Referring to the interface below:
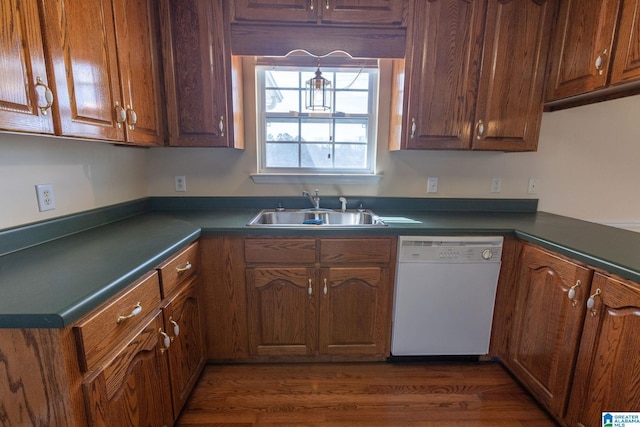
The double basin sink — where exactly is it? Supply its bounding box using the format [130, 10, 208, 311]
[247, 209, 387, 227]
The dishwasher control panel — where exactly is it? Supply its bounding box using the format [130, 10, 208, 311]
[398, 236, 503, 263]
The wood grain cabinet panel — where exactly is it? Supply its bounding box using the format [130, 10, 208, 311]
[0, 0, 55, 134]
[242, 236, 395, 361]
[160, 0, 244, 147]
[41, 0, 162, 144]
[610, 0, 640, 85]
[546, 0, 621, 101]
[507, 243, 593, 421]
[231, 0, 407, 26]
[565, 273, 640, 427]
[390, 0, 556, 152]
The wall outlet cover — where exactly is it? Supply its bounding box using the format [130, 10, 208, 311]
[35, 184, 56, 212]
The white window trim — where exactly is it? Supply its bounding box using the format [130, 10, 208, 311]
[253, 62, 380, 183]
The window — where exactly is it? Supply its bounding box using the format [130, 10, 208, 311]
[255, 59, 379, 179]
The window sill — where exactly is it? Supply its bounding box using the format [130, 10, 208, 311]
[250, 174, 383, 185]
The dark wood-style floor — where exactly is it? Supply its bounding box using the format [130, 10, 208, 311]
[176, 361, 558, 426]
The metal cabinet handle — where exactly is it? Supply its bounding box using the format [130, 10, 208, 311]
[410, 118, 416, 139]
[595, 49, 608, 75]
[117, 302, 142, 324]
[114, 102, 126, 128]
[587, 288, 602, 317]
[476, 120, 485, 140]
[219, 116, 225, 137]
[159, 328, 171, 352]
[310, 0, 314, 10]
[308, 278, 313, 296]
[169, 317, 180, 340]
[323, 278, 328, 295]
[35, 77, 54, 115]
[176, 261, 192, 273]
[325, 0, 329, 9]
[126, 105, 137, 130]
[568, 280, 581, 307]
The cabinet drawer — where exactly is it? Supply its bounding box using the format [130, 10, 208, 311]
[157, 241, 199, 298]
[245, 238, 316, 264]
[74, 271, 162, 371]
[320, 238, 392, 264]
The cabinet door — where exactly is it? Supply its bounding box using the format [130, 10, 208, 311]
[546, 0, 621, 101]
[472, 0, 557, 151]
[320, 0, 407, 26]
[160, 0, 242, 147]
[163, 276, 206, 417]
[610, 0, 640, 85]
[508, 244, 592, 420]
[43, 0, 125, 141]
[0, 0, 55, 134]
[392, 0, 485, 150]
[112, 0, 163, 145]
[566, 273, 640, 427]
[232, 0, 317, 22]
[82, 312, 173, 427]
[246, 267, 317, 356]
[319, 267, 390, 356]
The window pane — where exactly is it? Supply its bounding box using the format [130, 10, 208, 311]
[266, 89, 300, 113]
[334, 144, 367, 168]
[335, 72, 369, 90]
[266, 119, 299, 142]
[335, 91, 368, 114]
[267, 70, 299, 89]
[266, 143, 298, 167]
[301, 119, 332, 142]
[301, 144, 332, 168]
[335, 120, 368, 143]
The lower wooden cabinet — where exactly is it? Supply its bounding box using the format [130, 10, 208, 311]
[506, 243, 593, 420]
[565, 273, 640, 427]
[0, 242, 204, 427]
[82, 310, 174, 426]
[202, 235, 396, 362]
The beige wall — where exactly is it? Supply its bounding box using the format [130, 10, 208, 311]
[0, 133, 148, 230]
[3, 61, 640, 231]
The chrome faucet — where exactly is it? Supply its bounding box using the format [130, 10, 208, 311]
[303, 189, 320, 210]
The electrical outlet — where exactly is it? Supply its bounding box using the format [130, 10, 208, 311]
[35, 184, 56, 212]
[174, 176, 186, 192]
[427, 177, 438, 193]
[491, 177, 502, 193]
[528, 178, 538, 194]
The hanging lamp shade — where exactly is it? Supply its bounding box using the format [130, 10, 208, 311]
[305, 67, 331, 111]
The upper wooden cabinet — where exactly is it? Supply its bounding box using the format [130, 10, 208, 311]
[0, 0, 55, 134]
[41, 0, 163, 145]
[546, 0, 622, 102]
[159, 0, 245, 147]
[545, 0, 640, 109]
[231, 0, 408, 26]
[390, 0, 557, 152]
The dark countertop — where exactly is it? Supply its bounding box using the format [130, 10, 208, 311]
[1, 197, 639, 328]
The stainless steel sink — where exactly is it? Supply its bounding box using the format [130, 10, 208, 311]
[247, 209, 387, 227]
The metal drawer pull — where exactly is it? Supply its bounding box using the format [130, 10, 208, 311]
[476, 119, 485, 140]
[126, 105, 137, 130]
[587, 288, 602, 317]
[170, 318, 180, 340]
[310, 0, 314, 10]
[116, 302, 142, 324]
[219, 116, 225, 137]
[159, 329, 171, 352]
[568, 280, 581, 307]
[308, 278, 313, 296]
[410, 118, 416, 139]
[176, 261, 192, 273]
[35, 77, 54, 115]
[114, 102, 126, 128]
[325, 0, 329, 9]
[595, 49, 608, 75]
[323, 278, 328, 295]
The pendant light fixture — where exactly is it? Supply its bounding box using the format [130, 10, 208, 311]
[305, 64, 332, 111]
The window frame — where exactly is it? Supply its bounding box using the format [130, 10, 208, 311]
[255, 60, 379, 177]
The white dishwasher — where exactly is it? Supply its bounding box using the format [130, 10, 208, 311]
[391, 236, 503, 356]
